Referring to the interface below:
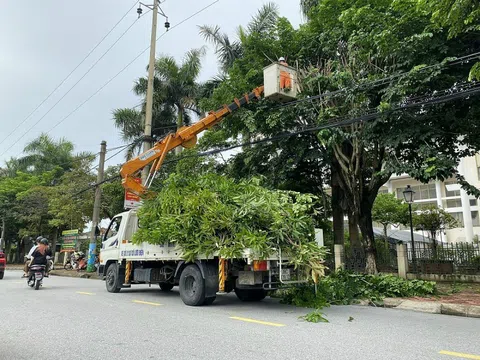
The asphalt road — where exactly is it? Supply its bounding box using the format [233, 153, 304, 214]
[1, 270, 479, 360]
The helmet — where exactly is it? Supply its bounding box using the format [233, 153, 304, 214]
[278, 57, 286, 62]
[36, 236, 43, 242]
[40, 238, 49, 245]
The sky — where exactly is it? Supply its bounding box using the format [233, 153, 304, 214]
[0, 0, 302, 168]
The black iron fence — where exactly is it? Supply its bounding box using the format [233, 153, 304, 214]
[407, 242, 480, 275]
[344, 241, 398, 273]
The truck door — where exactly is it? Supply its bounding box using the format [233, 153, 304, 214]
[100, 215, 123, 265]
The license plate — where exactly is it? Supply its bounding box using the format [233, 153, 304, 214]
[35, 273, 43, 280]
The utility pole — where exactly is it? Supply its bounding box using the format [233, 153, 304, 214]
[87, 140, 106, 272]
[141, 0, 159, 184]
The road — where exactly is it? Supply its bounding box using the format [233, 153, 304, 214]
[0, 270, 479, 360]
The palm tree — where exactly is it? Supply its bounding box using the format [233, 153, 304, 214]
[199, 2, 279, 72]
[300, 0, 319, 18]
[17, 134, 89, 174]
[114, 48, 205, 157]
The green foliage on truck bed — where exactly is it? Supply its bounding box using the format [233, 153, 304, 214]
[133, 172, 327, 280]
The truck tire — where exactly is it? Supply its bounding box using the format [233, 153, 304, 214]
[234, 288, 266, 302]
[159, 282, 174, 291]
[106, 263, 121, 293]
[179, 264, 205, 306]
[0, 271, 4, 280]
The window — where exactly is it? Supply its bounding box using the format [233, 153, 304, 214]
[445, 180, 461, 197]
[105, 216, 122, 240]
[445, 199, 462, 208]
[470, 199, 477, 207]
[450, 212, 464, 227]
[396, 183, 437, 201]
[472, 211, 480, 227]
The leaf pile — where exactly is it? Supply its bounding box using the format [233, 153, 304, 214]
[134, 173, 327, 279]
[281, 270, 437, 307]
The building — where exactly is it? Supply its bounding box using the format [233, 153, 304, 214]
[380, 154, 480, 243]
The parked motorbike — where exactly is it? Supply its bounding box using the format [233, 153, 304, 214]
[27, 264, 46, 290]
[64, 251, 86, 270]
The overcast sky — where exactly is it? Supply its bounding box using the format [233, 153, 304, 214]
[0, 0, 302, 168]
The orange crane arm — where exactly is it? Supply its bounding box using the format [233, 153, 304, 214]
[120, 86, 264, 197]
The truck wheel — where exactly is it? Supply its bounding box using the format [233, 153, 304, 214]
[234, 288, 266, 302]
[179, 264, 205, 306]
[106, 263, 121, 293]
[159, 282, 174, 291]
[0, 271, 4, 280]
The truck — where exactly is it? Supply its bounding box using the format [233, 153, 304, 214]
[99, 63, 306, 306]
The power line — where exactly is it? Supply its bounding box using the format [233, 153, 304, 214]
[272, 51, 480, 110]
[2, 9, 146, 159]
[0, 0, 139, 150]
[72, 81, 480, 197]
[4, 0, 221, 161]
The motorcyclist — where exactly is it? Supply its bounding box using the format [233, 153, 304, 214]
[29, 239, 52, 274]
[23, 236, 43, 278]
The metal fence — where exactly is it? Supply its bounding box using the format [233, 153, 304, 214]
[407, 242, 480, 275]
[344, 241, 398, 273]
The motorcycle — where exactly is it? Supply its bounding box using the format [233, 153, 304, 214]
[27, 264, 46, 290]
[64, 251, 86, 270]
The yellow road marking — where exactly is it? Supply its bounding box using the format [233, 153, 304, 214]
[76, 291, 95, 295]
[132, 300, 162, 306]
[229, 316, 286, 327]
[439, 350, 480, 359]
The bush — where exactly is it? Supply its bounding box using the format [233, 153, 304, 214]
[280, 270, 437, 308]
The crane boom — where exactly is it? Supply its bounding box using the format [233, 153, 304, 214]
[120, 86, 264, 197]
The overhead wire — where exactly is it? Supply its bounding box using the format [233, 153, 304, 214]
[271, 51, 480, 110]
[2, 14, 144, 157]
[4, 0, 221, 162]
[71, 81, 480, 197]
[0, 0, 140, 150]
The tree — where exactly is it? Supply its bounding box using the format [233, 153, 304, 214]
[114, 48, 206, 157]
[196, 0, 480, 274]
[17, 133, 90, 174]
[372, 193, 409, 242]
[413, 205, 458, 250]
[199, 2, 279, 73]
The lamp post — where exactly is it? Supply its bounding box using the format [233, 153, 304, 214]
[403, 185, 417, 273]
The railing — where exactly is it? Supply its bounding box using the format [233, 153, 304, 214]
[407, 242, 480, 275]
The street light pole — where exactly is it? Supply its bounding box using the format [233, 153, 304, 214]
[403, 185, 417, 274]
[408, 202, 417, 273]
[142, 0, 159, 184]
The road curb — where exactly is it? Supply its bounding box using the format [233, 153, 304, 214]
[384, 297, 480, 318]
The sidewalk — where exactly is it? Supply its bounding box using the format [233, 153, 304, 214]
[7, 264, 100, 280]
[384, 283, 480, 318]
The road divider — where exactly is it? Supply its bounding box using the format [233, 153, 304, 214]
[229, 316, 286, 327]
[439, 350, 480, 359]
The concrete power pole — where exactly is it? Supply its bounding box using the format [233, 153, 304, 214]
[87, 140, 106, 272]
[141, 0, 159, 184]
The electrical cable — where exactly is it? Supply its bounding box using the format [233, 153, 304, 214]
[4, 0, 221, 161]
[72, 81, 480, 197]
[0, 0, 139, 149]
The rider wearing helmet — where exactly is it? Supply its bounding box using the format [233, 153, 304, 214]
[23, 236, 43, 277]
[30, 238, 52, 275]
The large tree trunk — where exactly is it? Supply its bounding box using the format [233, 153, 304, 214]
[348, 211, 361, 248]
[331, 171, 344, 246]
[358, 201, 378, 274]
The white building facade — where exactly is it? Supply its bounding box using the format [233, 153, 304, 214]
[380, 154, 480, 243]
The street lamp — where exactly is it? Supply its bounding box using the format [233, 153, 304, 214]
[403, 185, 417, 273]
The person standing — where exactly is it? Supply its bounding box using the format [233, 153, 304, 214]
[278, 57, 292, 91]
